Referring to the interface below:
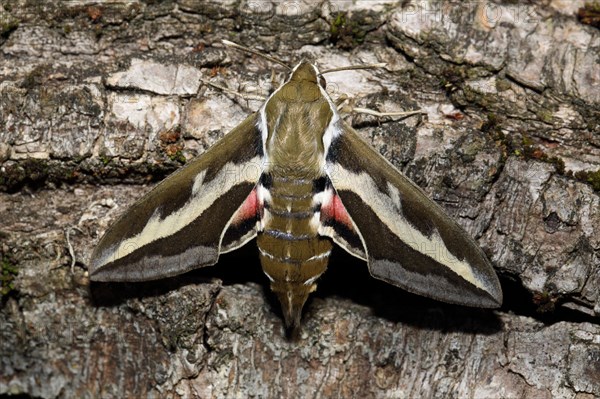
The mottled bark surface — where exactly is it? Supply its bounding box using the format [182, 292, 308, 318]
[1, 0, 599, 398]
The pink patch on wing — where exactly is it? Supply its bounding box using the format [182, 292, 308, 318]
[232, 189, 259, 225]
[321, 193, 353, 230]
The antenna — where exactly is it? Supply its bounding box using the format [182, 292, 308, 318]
[222, 40, 292, 70]
[320, 63, 387, 75]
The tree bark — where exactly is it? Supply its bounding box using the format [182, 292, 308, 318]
[1, 0, 599, 397]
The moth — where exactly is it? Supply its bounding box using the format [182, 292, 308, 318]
[89, 49, 502, 333]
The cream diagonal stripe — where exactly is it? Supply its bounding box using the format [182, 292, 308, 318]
[95, 157, 262, 268]
[326, 164, 487, 291]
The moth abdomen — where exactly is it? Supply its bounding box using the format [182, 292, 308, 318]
[262, 203, 313, 219]
[256, 175, 333, 329]
[257, 175, 331, 266]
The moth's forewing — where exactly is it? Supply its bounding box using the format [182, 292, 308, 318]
[323, 122, 502, 308]
[90, 114, 263, 282]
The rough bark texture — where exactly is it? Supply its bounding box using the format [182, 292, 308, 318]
[1, 0, 599, 397]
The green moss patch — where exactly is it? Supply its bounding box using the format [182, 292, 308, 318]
[330, 12, 367, 49]
[572, 169, 600, 191]
[1, 254, 18, 302]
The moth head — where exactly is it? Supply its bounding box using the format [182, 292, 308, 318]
[272, 61, 329, 104]
[287, 61, 327, 89]
[288, 61, 320, 83]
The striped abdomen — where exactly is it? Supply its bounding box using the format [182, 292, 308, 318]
[256, 174, 333, 329]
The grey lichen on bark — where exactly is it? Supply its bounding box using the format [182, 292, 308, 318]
[1, 0, 599, 398]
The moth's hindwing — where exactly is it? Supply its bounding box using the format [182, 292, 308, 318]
[89, 114, 263, 282]
[323, 122, 502, 308]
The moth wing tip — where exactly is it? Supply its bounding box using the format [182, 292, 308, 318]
[475, 283, 503, 308]
[489, 289, 503, 308]
[479, 269, 503, 308]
